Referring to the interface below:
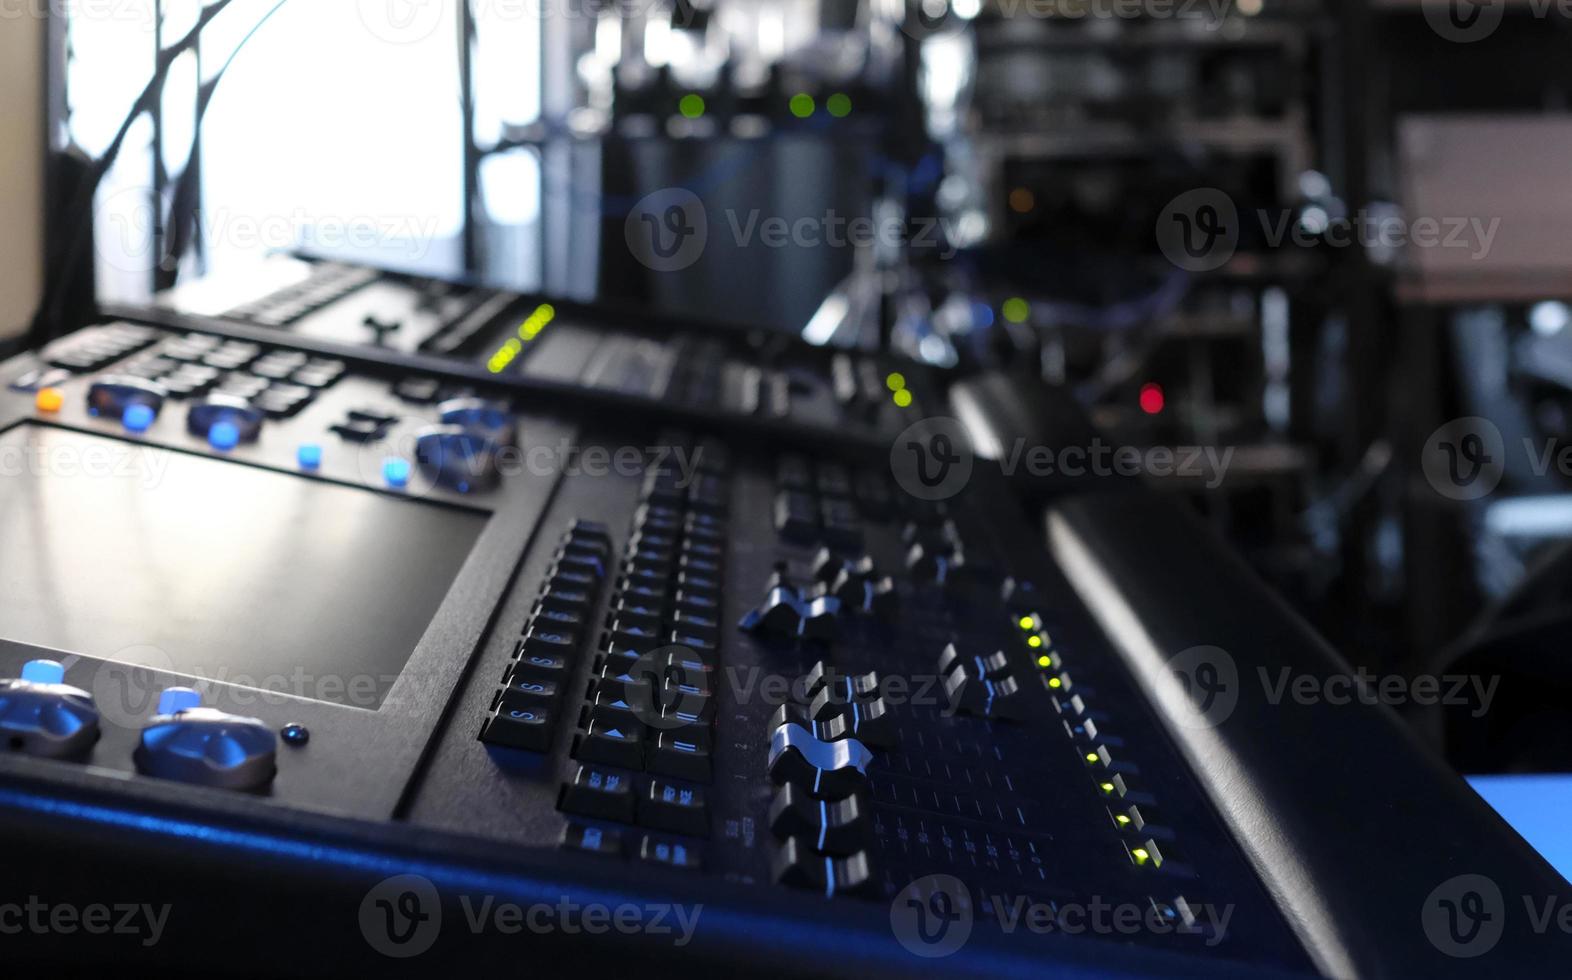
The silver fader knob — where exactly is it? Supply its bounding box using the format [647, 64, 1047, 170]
[0, 659, 101, 759]
[134, 687, 277, 791]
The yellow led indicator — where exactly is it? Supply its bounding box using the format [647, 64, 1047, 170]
[1047, 676, 1062, 689]
[1131, 848, 1151, 865]
[1085, 752, 1099, 764]
[1018, 615, 1035, 630]
[1115, 814, 1132, 827]
[490, 304, 557, 373]
[34, 387, 63, 413]
[893, 389, 914, 408]
[1036, 655, 1052, 668]
[1099, 782, 1116, 795]
[1027, 635, 1043, 649]
[886, 372, 907, 392]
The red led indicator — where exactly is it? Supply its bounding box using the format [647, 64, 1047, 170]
[1139, 382, 1166, 415]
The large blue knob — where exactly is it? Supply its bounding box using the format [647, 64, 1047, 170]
[187, 394, 265, 446]
[0, 661, 100, 759]
[88, 375, 166, 419]
[437, 397, 516, 447]
[414, 425, 500, 492]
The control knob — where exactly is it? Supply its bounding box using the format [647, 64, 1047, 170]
[134, 688, 277, 791]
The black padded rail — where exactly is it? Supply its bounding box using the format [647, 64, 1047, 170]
[1046, 489, 1572, 978]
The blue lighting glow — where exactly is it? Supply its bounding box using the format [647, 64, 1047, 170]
[122, 403, 156, 433]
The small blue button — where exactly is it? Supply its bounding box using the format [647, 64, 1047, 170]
[297, 443, 323, 470]
[281, 723, 310, 746]
[122, 403, 156, 433]
[156, 687, 202, 715]
[383, 457, 411, 488]
[208, 421, 241, 451]
[20, 659, 65, 685]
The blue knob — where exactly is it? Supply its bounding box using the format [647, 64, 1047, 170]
[122, 403, 156, 433]
[156, 687, 202, 715]
[297, 443, 323, 470]
[208, 421, 241, 452]
[383, 457, 411, 488]
[20, 659, 65, 685]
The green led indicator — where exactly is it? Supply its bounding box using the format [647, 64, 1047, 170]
[679, 94, 705, 119]
[827, 93, 852, 118]
[1002, 297, 1030, 324]
[789, 93, 815, 118]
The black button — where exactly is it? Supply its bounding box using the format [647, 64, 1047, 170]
[539, 586, 592, 612]
[641, 780, 709, 837]
[331, 419, 387, 443]
[560, 765, 636, 823]
[648, 730, 712, 782]
[569, 519, 611, 543]
[481, 706, 552, 752]
[509, 651, 569, 681]
[562, 822, 623, 857]
[500, 677, 558, 713]
[534, 606, 585, 631]
[639, 835, 702, 870]
[522, 628, 578, 658]
[574, 718, 646, 770]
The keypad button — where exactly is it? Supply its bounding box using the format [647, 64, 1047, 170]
[481, 706, 552, 752]
[509, 651, 569, 682]
[639, 835, 703, 870]
[648, 730, 712, 782]
[522, 628, 578, 658]
[574, 719, 646, 770]
[641, 781, 709, 837]
[500, 677, 558, 713]
[560, 765, 636, 823]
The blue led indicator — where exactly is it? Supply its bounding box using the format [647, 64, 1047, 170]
[208, 421, 241, 452]
[383, 457, 411, 488]
[297, 443, 323, 470]
[122, 403, 155, 433]
[20, 659, 65, 685]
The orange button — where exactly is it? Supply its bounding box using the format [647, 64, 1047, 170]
[35, 388, 64, 413]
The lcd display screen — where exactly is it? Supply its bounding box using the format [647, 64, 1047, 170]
[0, 424, 486, 709]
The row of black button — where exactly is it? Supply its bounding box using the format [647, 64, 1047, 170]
[479, 520, 613, 753]
[562, 820, 702, 871]
[41, 322, 156, 373]
[222, 262, 378, 327]
[556, 439, 732, 862]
